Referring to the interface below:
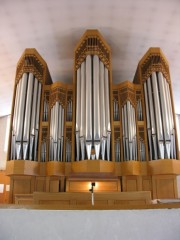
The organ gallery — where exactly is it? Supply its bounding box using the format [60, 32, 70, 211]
[6, 30, 180, 205]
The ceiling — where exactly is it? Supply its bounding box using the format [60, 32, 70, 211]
[0, 0, 180, 116]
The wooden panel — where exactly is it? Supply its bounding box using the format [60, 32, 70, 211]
[46, 162, 65, 176]
[10, 176, 34, 203]
[148, 159, 180, 175]
[121, 161, 141, 175]
[152, 175, 178, 199]
[6, 160, 39, 176]
[122, 176, 141, 192]
[127, 180, 138, 192]
[49, 179, 60, 193]
[142, 176, 152, 192]
[15, 194, 33, 204]
[35, 177, 46, 192]
[71, 160, 114, 173]
[13, 178, 31, 194]
[33, 191, 152, 206]
[0, 171, 10, 204]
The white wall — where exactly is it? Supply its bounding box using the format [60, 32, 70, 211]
[0, 209, 180, 240]
[0, 115, 10, 170]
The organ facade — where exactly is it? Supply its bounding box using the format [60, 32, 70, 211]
[6, 30, 180, 204]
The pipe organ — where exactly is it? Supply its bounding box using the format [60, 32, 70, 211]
[6, 30, 180, 204]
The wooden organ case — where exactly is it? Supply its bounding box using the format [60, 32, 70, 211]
[6, 30, 180, 205]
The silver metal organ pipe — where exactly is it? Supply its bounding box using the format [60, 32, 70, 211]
[33, 82, 42, 161]
[80, 61, 86, 138]
[123, 104, 129, 160]
[165, 80, 176, 159]
[99, 60, 106, 160]
[66, 139, 71, 162]
[158, 72, 171, 158]
[104, 68, 111, 132]
[53, 101, 59, 160]
[67, 100, 72, 121]
[41, 140, 46, 162]
[122, 108, 126, 161]
[164, 79, 173, 157]
[53, 102, 59, 143]
[115, 139, 120, 162]
[147, 77, 158, 160]
[164, 80, 172, 134]
[104, 67, 111, 160]
[127, 101, 133, 160]
[76, 67, 81, 161]
[51, 105, 56, 160]
[52, 104, 56, 160]
[16, 73, 28, 159]
[22, 73, 34, 160]
[93, 55, 101, 160]
[85, 55, 92, 160]
[57, 104, 62, 161]
[144, 82, 152, 160]
[79, 61, 86, 160]
[43, 95, 48, 121]
[166, 81, 174, 132]
[49, 107, 53, 160]
[151, 72, 164, 159]
[115, 101, 118, 120]
[61, 108, 64, 161]
[29, 78, 38, 160]
[137, 99, 143, 121]
[11, 80, 21, 159]
[131, 105, 137, 160]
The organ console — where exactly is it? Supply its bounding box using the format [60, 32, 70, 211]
[6, 30, 180, 204]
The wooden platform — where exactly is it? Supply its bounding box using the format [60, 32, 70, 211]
[14, 191, 152, 207]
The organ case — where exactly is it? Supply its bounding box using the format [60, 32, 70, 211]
[6, 31, 180, 203]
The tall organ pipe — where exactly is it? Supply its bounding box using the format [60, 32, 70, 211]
[16, 73, 28, 159]
[76, 68, 81, 161]
[23, 73, 34, 160]
[80, 61, 86, 160]
[124, 104, 129, 160]
[127, 101, 133, 160]
[147, 77, 158, 160]
[122, 108, 126, 160]
[57, 104, 62, 161]
[49, 107, 54, 160]
[33, 82, 42, 161]
[53, 101, 59, 160]
[99, 61, 106, 160]
[104, 67, 111, 161]
[93, 55, 101, 160]
[11, 80, 21, 159]
[144, 82, 153, 160]
[60, 108, 64, 161]
[85, 55, 92, 160]
[29, 78, 38, 160]
[165, 80, 176, 158]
